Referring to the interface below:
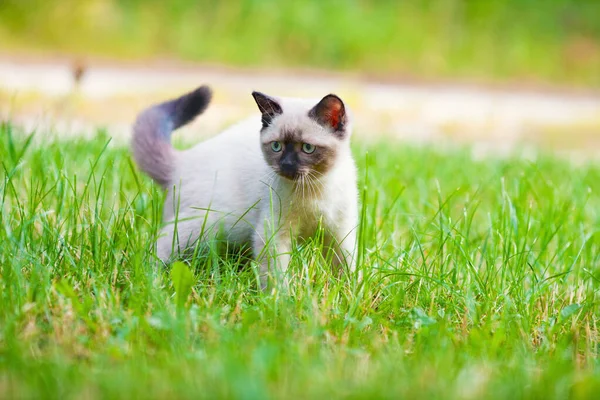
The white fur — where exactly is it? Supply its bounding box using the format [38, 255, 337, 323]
[157, 96, 358, 289]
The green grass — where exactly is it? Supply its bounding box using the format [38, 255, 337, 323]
[1, 121, 599, 399]
[1, 0, 600, 86]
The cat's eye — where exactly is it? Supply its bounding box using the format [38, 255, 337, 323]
[302, 143, 316, 154]
[271, 141, 282, 152]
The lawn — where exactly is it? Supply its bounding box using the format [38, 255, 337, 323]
[1, 0, 600, 86]
[1, 122, 599, 399]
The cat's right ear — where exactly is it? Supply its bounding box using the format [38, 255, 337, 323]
[308, 94, 347, 136]
[252, 91, 283, 129]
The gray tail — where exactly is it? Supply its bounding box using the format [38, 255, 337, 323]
[131, 85, 212, 188]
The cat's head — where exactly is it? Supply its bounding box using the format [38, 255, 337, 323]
[252, 91, 351, 181]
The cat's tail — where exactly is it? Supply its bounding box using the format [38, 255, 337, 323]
[131, 85, 212, 188]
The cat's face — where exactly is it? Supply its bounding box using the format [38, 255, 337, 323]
[252, 92, 350, 181]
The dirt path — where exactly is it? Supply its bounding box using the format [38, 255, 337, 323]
[2, 58, 600, 155]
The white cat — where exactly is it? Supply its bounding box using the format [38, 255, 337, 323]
[131, 86, 358, 289]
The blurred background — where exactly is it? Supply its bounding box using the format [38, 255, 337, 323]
[1, 0, 600, 154]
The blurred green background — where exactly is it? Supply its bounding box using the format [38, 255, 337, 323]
[1, 0, 599, 86]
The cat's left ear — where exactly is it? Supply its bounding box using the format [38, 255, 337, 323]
[309, 94, 347, 135]
[252, 91, 283, 129]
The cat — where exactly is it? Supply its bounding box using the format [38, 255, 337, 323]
[131, 85, 359, 290]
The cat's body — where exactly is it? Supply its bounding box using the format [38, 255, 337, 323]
[132, 86, 358, 289]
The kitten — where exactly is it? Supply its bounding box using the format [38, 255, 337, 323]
[132, 86, 359, 289]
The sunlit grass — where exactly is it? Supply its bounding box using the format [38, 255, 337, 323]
[1, 122, 599, 399]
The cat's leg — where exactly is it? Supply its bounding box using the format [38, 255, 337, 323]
[252, 227, 291, 291]
[325, 228, 356, 271]
[156, 214, 210, 263]
[324, 214, 360, 281]
[156, 226, 175, 262]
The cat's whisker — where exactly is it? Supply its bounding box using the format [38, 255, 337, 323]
[301, 174, 314, 202]
[310, 176, 322, 198]
[259, 170, 279, 190]
[306, 172, 323, 197]
[307, 170, 326, 189]
[301, 175, 307, 203]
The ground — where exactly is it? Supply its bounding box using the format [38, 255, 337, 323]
[1, 122, 599, 399]
[2, 58, 600, 158]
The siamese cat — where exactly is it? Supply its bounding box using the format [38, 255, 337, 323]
[132, 85, 358, 289]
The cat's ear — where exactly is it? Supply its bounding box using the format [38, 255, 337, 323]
[252, 91, 283, 129]
[309, 94, 347, 134]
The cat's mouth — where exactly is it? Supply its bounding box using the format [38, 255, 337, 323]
[275, 166, 308, 181]
[277, 169, 301, 181]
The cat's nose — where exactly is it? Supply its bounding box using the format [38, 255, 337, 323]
[279, 160, 297, 179]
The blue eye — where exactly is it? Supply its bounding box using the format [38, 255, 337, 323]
[302, 143, 316, 154]
[271, 141, 282, 152]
